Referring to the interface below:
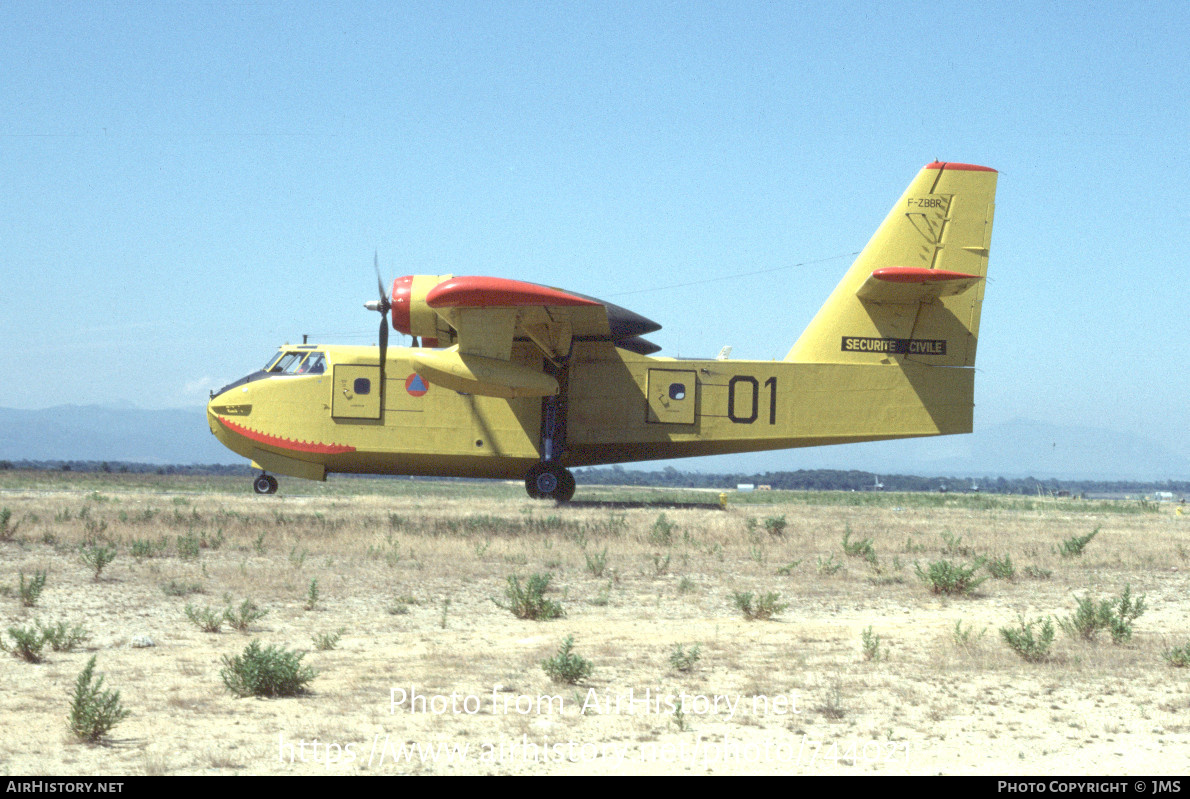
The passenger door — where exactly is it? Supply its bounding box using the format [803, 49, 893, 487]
[646, 369, 697, 424]
[331, 365, 381, 420]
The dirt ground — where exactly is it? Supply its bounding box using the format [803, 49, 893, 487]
[1, 474, 1188, 775]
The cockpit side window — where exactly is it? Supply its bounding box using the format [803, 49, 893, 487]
[269, 352, 303, 373]
[265, 351, 326, 375]
[296, 353, 325, 375]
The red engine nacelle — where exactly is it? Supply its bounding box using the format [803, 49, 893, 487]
[389, 274, 455, 347]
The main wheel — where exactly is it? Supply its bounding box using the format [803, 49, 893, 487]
[524, 463, 574, 502]
[556, 469, 576, 503]
[253, 474, 278, 495]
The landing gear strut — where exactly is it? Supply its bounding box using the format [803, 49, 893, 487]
[253, 473, 278, 495]
[524, 356, 576, 502]
[525, 462, 575, 502]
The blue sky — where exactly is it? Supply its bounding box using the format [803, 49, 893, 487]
[3, 2, 1188, 468]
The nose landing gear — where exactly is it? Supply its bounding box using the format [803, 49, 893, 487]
[253, 473, 279, 495]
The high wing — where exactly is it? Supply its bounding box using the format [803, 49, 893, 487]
[405, 276, 661, 398]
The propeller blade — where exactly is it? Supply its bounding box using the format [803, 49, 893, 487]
[370, 251, 392, 406]
[379, 313, 389, 364]
[374, 251, 390, 312]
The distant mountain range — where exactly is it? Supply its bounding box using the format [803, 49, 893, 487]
[0, 405, 233, 465]
[0, 405, 1186, 480]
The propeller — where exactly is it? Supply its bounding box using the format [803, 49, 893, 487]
[365, 251, 392, 397]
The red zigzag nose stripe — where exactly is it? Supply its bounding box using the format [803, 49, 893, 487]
[216, 417, 356, 454]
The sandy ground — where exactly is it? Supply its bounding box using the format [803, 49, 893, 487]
[0, 476, 1187, 775]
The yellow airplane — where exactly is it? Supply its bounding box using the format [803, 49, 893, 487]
[207, 161, 997, 501]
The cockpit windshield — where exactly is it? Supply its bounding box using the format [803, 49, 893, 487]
[263, 351, 326, 375]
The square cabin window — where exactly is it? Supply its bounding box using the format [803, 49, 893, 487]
[353, 378, 371, 395]
[669, 383, 686, 401]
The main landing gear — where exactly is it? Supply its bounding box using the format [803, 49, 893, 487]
[524, 462, 576, 503]
[253, 473, 278, 495]
[525, 357, 576, 502]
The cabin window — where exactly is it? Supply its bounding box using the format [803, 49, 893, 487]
[265, 351, 326, 375]
[353, 378, 371, 395]
[669, 383, 686, 401]
[267, 352, 302, 373]
[295, 353, 325, 375]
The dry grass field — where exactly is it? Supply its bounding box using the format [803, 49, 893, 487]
[1, 470, 1188, 775]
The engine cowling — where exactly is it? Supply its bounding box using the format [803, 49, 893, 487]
[390, 274, 455, 347]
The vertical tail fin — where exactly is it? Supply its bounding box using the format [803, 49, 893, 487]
[786, 162, 997, 367]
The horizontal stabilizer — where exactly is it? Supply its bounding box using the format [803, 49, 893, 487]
[857, 267, 982, 304]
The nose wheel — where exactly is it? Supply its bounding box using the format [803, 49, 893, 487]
[253, 473, 279, 495]
[525, 463, 575, 502]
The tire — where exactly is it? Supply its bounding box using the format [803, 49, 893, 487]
[556, 469, 576, 503]
[524, 463, 574, 503]
[253, 475, 272, 494]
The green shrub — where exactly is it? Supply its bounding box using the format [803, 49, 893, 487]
[38, 621, 89, 652]
[1106, 585, 1146, 644]
[988, 554, 1016, 580]
[731, 590, 788, 621]
[841, 529, 875, 562]
[1058, 585, 1146, 644]
[2, 624, 47, 662]
[495, 573, 564, 620]
[68, 656, 129, 742]
[18, 570, 47, 607]
[80, 544, 117, 580]
[763, 516, 787, 537]
[940, 531, 973, 556]
[669, 644, 701, 673]
[540, 636, 592, 684]
[861, 626, 883, 661]
[176, 532, 201, 560]
[0, 507, 20, 542]
[225, 599, 268, 632]
[1000, 615, 1055, 663]
[584, 547, 608, 577]
[816, 554, 842, 575]
[952, 620, 988, 648]
[651, 552, 671, 576]
[303, 579, 319, 611]
[312, 628, 345, 651]
[914, 558, 987, 596]
[650, 514, 676, 546]
[1057, 527, 1099, 558]
[185, 604, 225, 633]
[161, 580, 204, 597]
[221, 640, 317, 698]
[130, 538, 168, 560]
[1163, 641, 1190, 668]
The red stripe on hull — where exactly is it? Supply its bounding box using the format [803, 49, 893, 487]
[217, 417, 356, 455]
